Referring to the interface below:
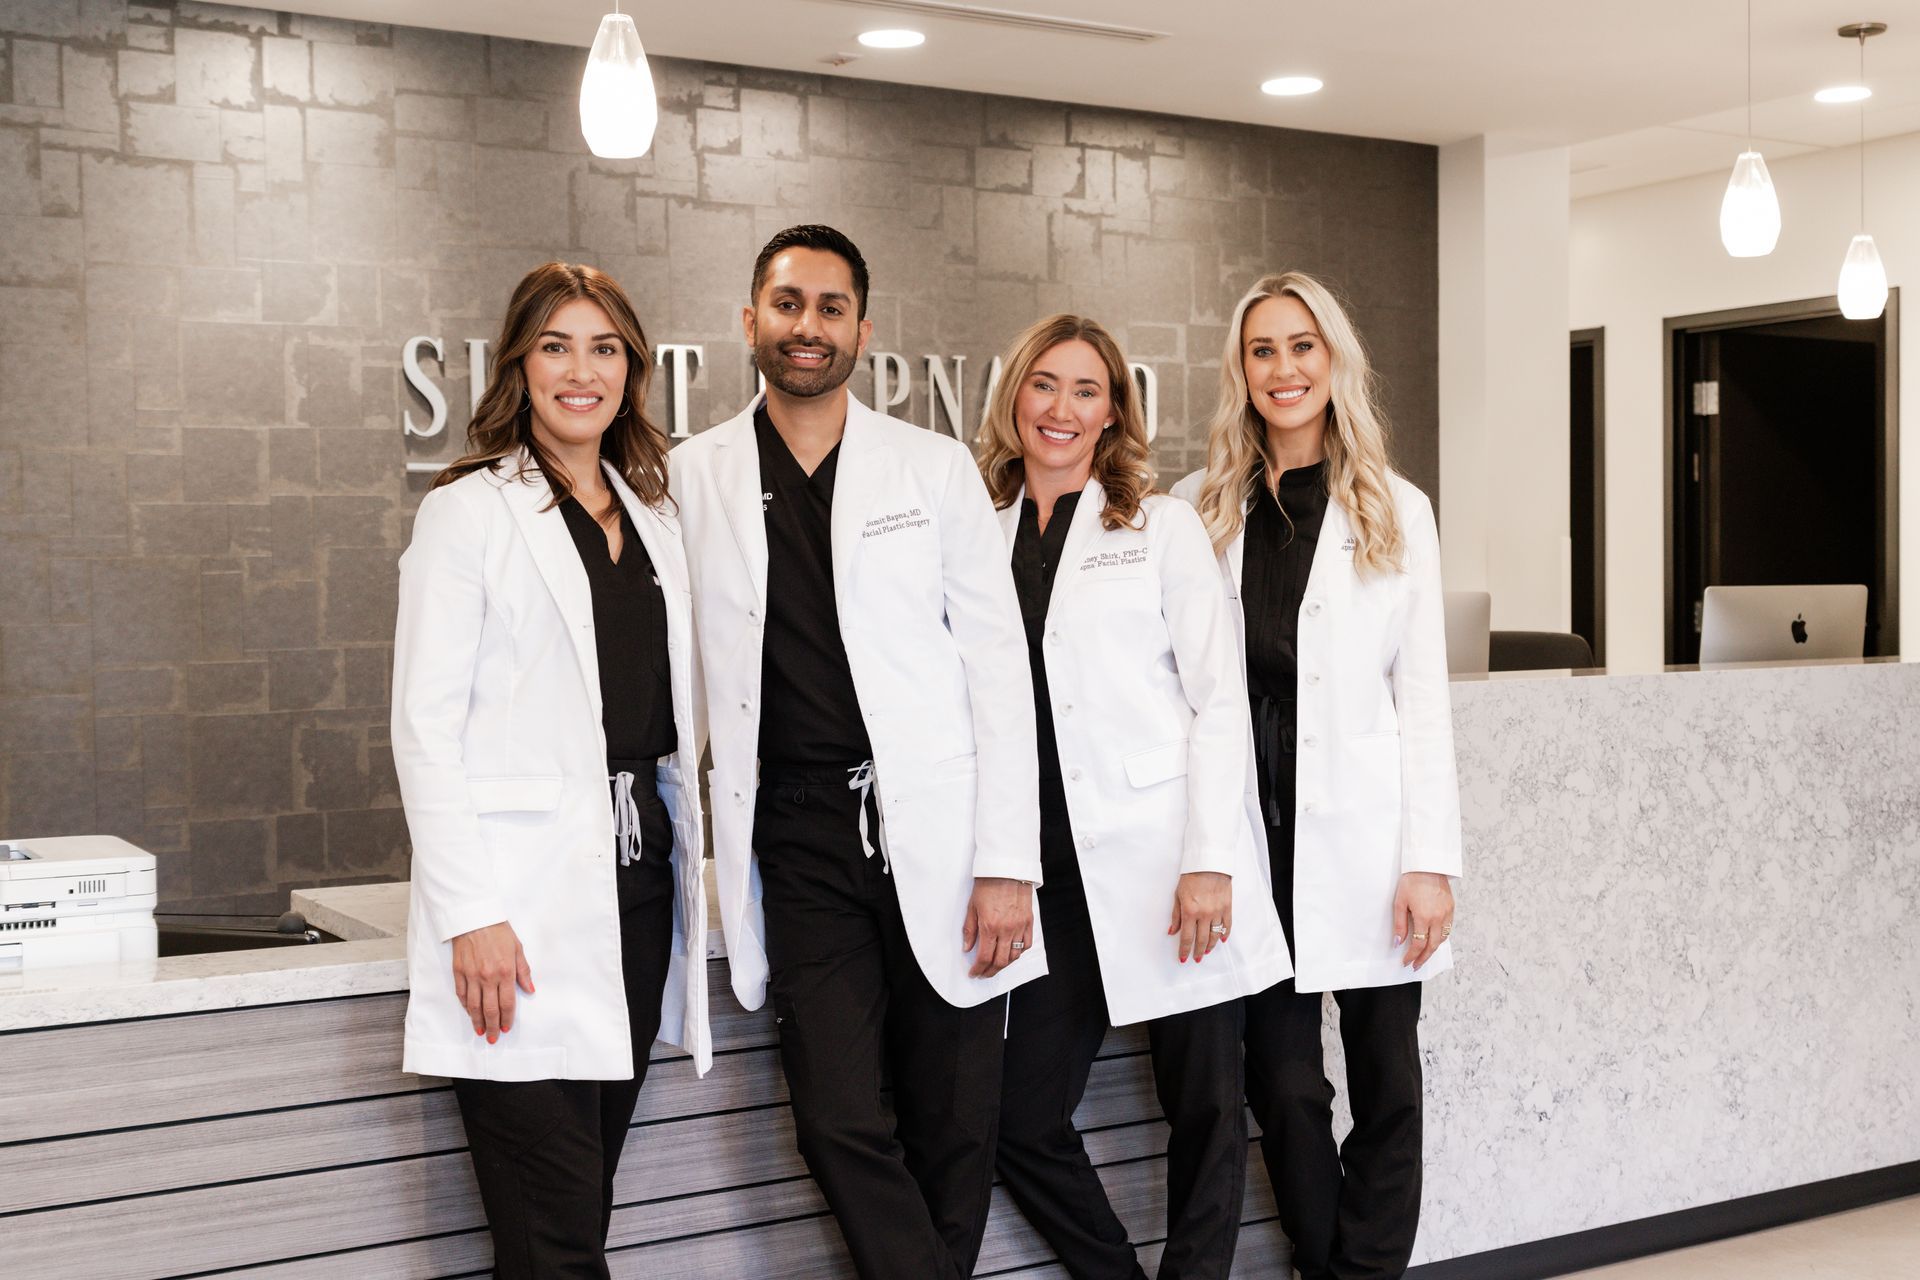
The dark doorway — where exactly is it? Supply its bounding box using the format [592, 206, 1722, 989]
[1665, 294, 1899, 664]
[1570, 329, 1605, 664]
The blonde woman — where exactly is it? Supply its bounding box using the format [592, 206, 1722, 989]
[982, 314, 1291, 1280]
[1171, 274, 1461, 1280]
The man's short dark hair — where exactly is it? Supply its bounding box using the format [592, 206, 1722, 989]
[750, 224, 870, 320]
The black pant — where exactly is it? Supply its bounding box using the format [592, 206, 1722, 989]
[999, 876, 1247, 1280]
[452, 786, 675, 1280]
[1244, 795, 1424, 1280]
[755, 765, 1007, 1280]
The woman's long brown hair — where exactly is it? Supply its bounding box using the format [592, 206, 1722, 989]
[430, 261, 669, 516]
[976, 314, 1153, 531]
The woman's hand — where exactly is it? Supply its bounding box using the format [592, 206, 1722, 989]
[1393, 872, 1454, 970]
[964, 877, 1035, 978]
[1168, 871, 1233, 963]
[452, 921, 535, 1044]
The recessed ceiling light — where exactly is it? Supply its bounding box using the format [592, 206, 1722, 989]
[858, 29, 925, 49]
[1814, 84, 1872, 103]
[1261, 76, 1323, 97]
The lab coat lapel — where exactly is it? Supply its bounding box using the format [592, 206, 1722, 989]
[1301, 492, 1355, 613]
[828, 396, 886, 596]
[494, 452, 601, 717]
[1048, 478, 1108, 610]
[711, 400, 770, 608]
[1226, 496, 1250, 597]
[604, 462, 684, 595]
[995, 486, 1022, 548]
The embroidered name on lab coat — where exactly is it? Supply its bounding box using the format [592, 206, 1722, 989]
[862, 508, 928, 538]
[1079, 547, 1149, 571]
[1341, 535, 1358, 553]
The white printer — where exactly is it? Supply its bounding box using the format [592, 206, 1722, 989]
[0, 835, 159, 973]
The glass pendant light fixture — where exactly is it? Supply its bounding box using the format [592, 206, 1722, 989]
[1835, 22, 1888, 320]
[1720, 0, 1781, 257]
[580, 2, 659, 159]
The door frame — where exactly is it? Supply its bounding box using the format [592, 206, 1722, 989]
[1570, 327, 1606, 665]
[1662, 291, 1899, 663]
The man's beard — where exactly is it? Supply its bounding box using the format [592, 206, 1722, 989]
[755, 335, 858, 399]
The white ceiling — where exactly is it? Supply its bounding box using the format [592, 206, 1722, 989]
[273, 0, 1920, 197]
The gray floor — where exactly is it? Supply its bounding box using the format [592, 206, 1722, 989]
[1560, 1195, 1920, 1278]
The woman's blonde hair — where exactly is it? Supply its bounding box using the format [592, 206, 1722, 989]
[1193, 273, 1404, 574]
[977, 314, 1153, 531]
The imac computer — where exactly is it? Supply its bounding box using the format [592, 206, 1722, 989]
[1697, 584, 1868, 664]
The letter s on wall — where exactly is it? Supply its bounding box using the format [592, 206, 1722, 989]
[403, 336, 448, 438]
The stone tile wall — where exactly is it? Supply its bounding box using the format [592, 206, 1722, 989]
[0, 1, 1437, 907]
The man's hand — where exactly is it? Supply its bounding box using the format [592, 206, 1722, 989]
[962, 877, 1035, 978]
[451, 921, 535, 1044]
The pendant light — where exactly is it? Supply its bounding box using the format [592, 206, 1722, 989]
[1721, 0, 1781, 257]
[1835, 22, 1888, 320]
[580, 2, 658, 159]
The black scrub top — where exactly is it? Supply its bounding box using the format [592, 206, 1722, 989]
[1012, 489, 1083, 891]
[556, 492, 677, 771]
[1240, 459, 1329, 827]
[754, 404, 874, 768]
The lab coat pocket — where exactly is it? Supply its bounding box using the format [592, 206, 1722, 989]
[1347, 732, 1405, 820]
[1122, 740, 1190, 789]
[467, 775, 564, 814]
[929, 752, 978, 781]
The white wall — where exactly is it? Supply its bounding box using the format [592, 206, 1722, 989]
[1439, 135, 1572, 630]
[1571, 131, 1919, 670]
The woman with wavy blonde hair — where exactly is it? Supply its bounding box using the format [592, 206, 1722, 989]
[982, 314, 1292, 1279]
[1171, 274, 1462, 1280]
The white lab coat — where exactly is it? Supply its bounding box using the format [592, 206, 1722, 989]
[392, 452, 710, 1080]
[1171, 468, 1463, 993]
[669, 395, 1046, 1014]
[997, 483, 1292, 1025]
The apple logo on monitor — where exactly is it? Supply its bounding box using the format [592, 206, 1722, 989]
[1791, 613, 1808, 645]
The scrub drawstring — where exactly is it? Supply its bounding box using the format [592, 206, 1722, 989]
[612, 770, 640, 867]
[847, 760, 889, 874]
[1251, 694, 1298, 828]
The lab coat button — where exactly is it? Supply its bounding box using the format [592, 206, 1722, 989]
[1303, 801, 1318, 815]
[1302, 735, 1318, 749]
[1068, 768, 1082, 782]
[1305, 600, 1324, 617]
[1080, 835, 1095, 849]
[1047, 631, 1060, 644]
[1305, 673, 1321, 686]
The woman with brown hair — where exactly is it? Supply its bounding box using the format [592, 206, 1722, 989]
[980, 314, 1291, 1279]
[1173, 273, 1462, 1280]
[391, 261, 709, 1277]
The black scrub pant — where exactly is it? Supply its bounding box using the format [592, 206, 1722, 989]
[755, 765, 1007, 1280]
[451, 785, 675, 1280]
[1244, 744, 1424, 1280]
[998, 865, 1247, 1280]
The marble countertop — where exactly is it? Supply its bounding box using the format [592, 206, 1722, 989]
[1449, 653, 1911, 682]
[0, 878, 727, 1033]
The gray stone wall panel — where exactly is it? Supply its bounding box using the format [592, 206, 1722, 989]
[0, 3, 1436, 908]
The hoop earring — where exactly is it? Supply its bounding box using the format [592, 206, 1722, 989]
[614, 399, 631, 419]
[520, 390, 530, 411]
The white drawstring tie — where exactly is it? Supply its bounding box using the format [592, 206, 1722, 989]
[612, 770, 641, 866]
[846, 760, 889, 874]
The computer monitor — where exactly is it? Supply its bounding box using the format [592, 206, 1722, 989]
[1698, 584, 1868, 664]
[1442, 591, 1491, 675]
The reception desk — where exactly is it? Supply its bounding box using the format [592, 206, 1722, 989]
[4, 659, 1917, 1278]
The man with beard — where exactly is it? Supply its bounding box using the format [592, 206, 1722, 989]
[668, 225, 1045, 1278]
